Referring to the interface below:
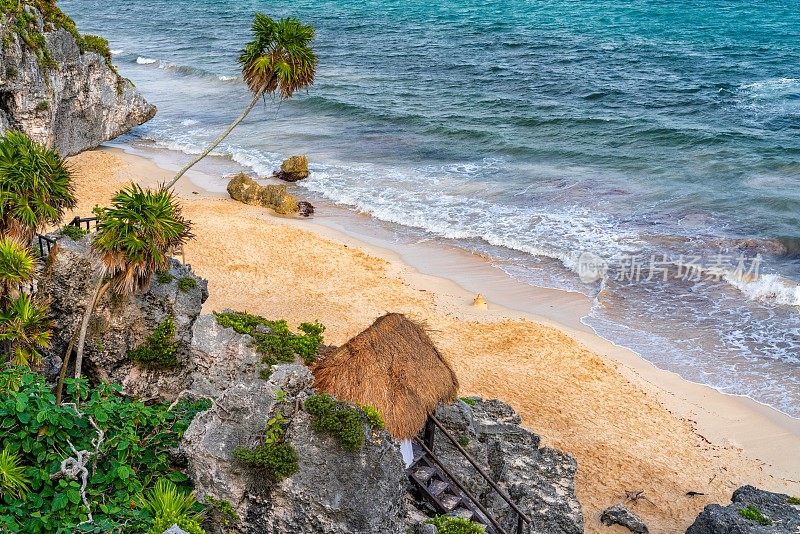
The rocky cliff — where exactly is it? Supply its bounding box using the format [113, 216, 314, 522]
[0, 2, 155, 155]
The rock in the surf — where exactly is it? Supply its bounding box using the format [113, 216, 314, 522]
[275, 155, 310, 182]
[226, 172, 300, 215]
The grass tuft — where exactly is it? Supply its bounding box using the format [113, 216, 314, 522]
[305, 394, 365, 452]
[738, 505, 772, 526]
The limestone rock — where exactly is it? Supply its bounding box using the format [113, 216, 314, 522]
[686, 485, 800, 533]
[181, 368, 409, 534]
[298, 201, 315, 217]
[275, 155, 309, 182]
[432, 399, 583, 534]
[226, 173, 299, 215]
[601, 504, 648, 533]
[0, 7, 155, 156]
[38, 236, 207, 400]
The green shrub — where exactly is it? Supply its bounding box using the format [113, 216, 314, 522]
[213, 311, 325, 375]
[4, 66, 17, 78]
[458, 436, 470, 447]
[361, 404, 384, 431]
[128, 317, 179, 369]
[156, 271, 174, 284]
[78, 34, 111, 62]
[205, 494, 239, 530]
[426, 515, 486, 533]
[232, 413, 298, 481]
[178, 276, 197, 292]
[139, 478, 205, 534]
[789, 496, 800, 505]
[0, 368, 210, 533]
[35, 100, 49, 112]
[60, 223, 88, 241]
[305, 394, 365, 452]
[459, 397, 477, 406]
[738, 505, 772, 526]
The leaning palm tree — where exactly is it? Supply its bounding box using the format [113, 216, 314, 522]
[165, 13, 317, 189]
[0, 294, 52, 368]
[0, 130, 76, 241]
[0, 237, 35, 308]
[70, 184, 193, 380]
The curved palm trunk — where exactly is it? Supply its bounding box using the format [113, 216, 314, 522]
[165, 93, 261, 190]
[73, 277, 111, 379]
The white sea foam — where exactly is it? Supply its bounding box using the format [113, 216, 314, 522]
[136, 57, 157, 65]
[218, 75, 238, 82]
[110, 49, 123, 55]
[180, 119, 199, 127]
[725, 273, 800, 307]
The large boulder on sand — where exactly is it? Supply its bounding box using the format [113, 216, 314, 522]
[181, 365, 408, 534]
[686, 485, 800, 533]
[227, 173, 299, 214]
[275, 155, 310, 182]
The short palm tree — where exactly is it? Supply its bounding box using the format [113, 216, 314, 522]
[0, 294, 52, 368]
[71, 184, 193, 379]
[165, 13, 317, 189]
[0, 237, 34, 306]
[0, 130, 76, 241]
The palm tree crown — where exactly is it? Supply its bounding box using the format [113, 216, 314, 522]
[240, 14, 318, 99]
[0, 131, 76, 241]
[92, 184, 193, 295]
[0, 293, 52, 368]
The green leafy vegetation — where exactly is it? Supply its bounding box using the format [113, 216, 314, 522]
[0, 293, 52, 367]
[156, 271, 174, 284]
[213, 311, 325, 378]
[0, 368, 210, 532]
[0, 130, 76, 241]
[0, 447, 30, 498]
[60, 223, 88, 241]
[305, 394, 365, 452]
[205, 495, 240, 531]
[426, 516, 486, 533]
[35, 100, 49, 112]
[459, 397, 477, 406]
[738, 505, 772, 526]
[128, 317, 179, 369]
[78, 34, 111, 62]
[4, 66, 16, 78]
[789, 496, 800, 505]
[178, 276, 197, 292]
[458, 436, 470, 448]
[233, 413, 298, 482]
[138, 478, 205, 534]
[361, 404, 384, 431]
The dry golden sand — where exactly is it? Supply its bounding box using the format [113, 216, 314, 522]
[65, 148, 798, 533]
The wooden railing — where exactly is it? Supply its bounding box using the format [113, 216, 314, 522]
[422, 415, 533, 534]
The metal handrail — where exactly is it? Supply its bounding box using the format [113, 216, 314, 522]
[68, 216, 98, 231]
[430, 415, 532, 527]
[414, 438, 507, 534]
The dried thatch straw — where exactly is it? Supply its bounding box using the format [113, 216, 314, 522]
[312, 313, 459, 440]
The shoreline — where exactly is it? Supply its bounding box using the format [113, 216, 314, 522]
[66, 145, 800, 532]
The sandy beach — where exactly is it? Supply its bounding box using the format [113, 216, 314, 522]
[64, 147, 800, 533]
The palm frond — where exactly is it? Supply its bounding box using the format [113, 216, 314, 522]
[239, 14, 317, 99]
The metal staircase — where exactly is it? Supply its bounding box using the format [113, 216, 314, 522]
[407, 415, 532, 534]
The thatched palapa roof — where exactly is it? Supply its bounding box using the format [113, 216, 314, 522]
[312, 313, 459, 440]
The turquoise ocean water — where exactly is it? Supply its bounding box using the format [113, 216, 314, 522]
[60, 0, 800, 416]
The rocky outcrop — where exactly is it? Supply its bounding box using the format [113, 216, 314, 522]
[428, 398, 583, 534]
[38, 234, 207, 399]
[227, 173, 300, 215]
[274, 155, 309, 182]
[601, 504, 648, 533]
[0, 6, 155, 155]
[182, 365, 408, 534]
[687, 486, 800, 533]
